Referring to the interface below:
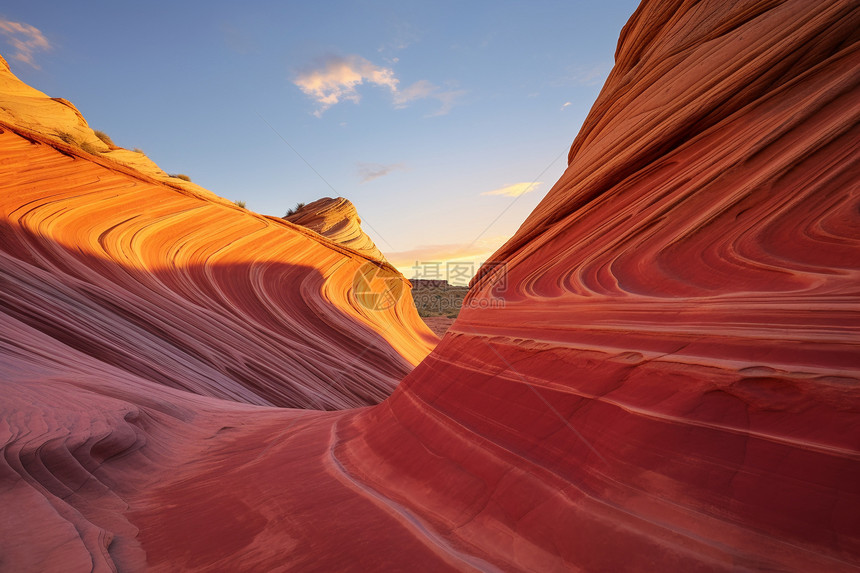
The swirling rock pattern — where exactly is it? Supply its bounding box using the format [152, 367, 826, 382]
[284, 196, 388, 262]
[0, 120, 435, 569]
[0, 124, 436, 409]
[0, 52, 444, 569]
[1, 0, 859, 571]
[341, 0, 860, 569]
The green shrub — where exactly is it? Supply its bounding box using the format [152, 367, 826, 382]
[234, 200, 247, 209]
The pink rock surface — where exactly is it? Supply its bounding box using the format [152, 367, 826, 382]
[0, 126, 436, 411]
[1, 0, 858, 571]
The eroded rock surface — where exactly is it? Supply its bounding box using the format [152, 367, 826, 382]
[285, 196, 387, 262]
[1, 0, 858, 571]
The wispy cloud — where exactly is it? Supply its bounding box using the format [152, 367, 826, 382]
[394, 79, 465, 116]
[377, 19, 419, 54]
[294, 54, 398, 117]
[561, 101, 571, 110]
[556, 62, 612, 87]
[357, 162, 404, 183]
[481, 182, 542, 198]
[295, 53, 463, 117]
[0, 18, 50, 69]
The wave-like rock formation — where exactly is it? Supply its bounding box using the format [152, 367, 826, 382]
[284, 196, 388, 262]
[0, 112, 435, 411]
[1, 0, 858, 571]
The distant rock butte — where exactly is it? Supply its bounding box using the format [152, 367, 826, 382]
[1, 0, 859, 571]
[284, 196, 388, 262]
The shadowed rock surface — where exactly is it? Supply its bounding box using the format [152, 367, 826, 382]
[1, 0, 858, 571]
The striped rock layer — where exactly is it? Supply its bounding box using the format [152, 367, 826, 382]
[1, 0, 858, 571]
[284, 196, 388, 263]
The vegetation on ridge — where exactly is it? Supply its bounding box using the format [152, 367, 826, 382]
[93, 130, 115, 147]
[285, 202, 306, 217]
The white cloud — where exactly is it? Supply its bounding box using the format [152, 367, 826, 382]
[481, 182, 542, 198]
[294, 54, 399, 117]
[356, 162, 405, 183]
[561, 101, 571, 110]
[0, 18, 50, 69]
[295, 54, 463, 117]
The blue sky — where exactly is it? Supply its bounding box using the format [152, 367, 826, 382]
[1, 1, 639, 278]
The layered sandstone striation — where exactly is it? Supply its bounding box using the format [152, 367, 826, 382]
[0, 77, 435, 569]
[1, 0, 859, 571]
[0, 105, 435, 411]
[353, 0, 860, 569]
[284, 196, 387, 262]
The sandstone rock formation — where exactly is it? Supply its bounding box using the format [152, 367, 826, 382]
[0, 53, 233, 206]
[284, 196, 387, 262]
[0, 109, 436, 411]
[1, 0, 858, 571]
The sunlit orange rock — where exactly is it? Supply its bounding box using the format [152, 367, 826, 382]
[0, 54, 237, 206]
[285, 196, 388, 262]
[1, 0, 858, 571]
[0, 127, 435, 408]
